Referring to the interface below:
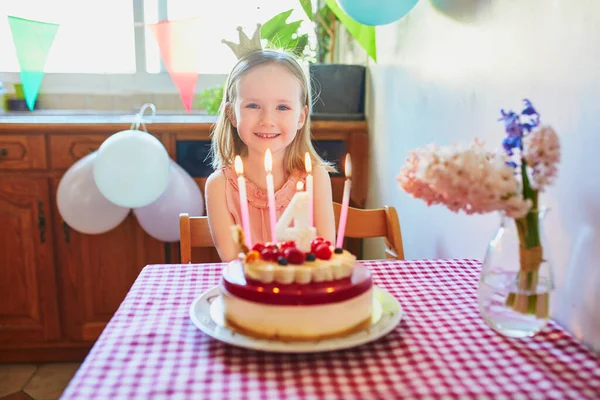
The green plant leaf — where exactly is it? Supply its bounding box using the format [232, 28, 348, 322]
[261, 9, 295, 39]
[195, 84, 224, 116]
[270, 21, 303, 48]
[261, 9, 308, 56]
[292, 33, 309, 56]
[299, 0, 314, 21]
[323, 0, 377, 62]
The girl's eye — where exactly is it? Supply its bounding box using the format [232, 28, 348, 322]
[246, 103, 259, 109]
[277, 105, 290, 111]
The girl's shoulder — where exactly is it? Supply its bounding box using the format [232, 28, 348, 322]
[309, 164, 332, 181]
[206, 166, 232, 190]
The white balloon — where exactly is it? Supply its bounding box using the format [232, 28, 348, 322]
[134, 160, 205, 242]
[57, 152, 131, 234]
[93, 129, 170, 208]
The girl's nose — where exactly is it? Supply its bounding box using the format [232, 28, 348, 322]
[259, 110, 275, 126]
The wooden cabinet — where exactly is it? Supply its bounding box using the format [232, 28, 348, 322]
[50, 179, 166, 342]
[0, 135, 47, 170]
[0, 117, 368, 362]
[48, 134, 110, 169]
[0, 177, 60, 344]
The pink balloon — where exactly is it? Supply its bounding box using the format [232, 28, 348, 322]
[134, 160, 204, 242]
[57, 152, 131, 234]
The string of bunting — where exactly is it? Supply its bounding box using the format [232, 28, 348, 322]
[5, 15, 206, 113]
[5, 1, 418, 112]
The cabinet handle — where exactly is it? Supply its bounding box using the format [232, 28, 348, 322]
[88, 147, 95, 153]
[37, 201, 46, 243]
[0, 148, 7, 159]
[63, 220, 71, 243]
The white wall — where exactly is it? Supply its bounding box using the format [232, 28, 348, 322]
[366, 0, 600, 351]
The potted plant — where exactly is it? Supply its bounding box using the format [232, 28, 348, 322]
[195, 9, 311, 116]
[196, 2, 376, 119]
[298, 0, 377, 120]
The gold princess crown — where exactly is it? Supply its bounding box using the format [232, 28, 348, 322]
[222, 24, 263, 60]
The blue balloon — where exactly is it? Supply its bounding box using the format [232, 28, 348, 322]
[338, 0, 419, 26]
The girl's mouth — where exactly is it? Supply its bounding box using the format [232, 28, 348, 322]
[254, 132, 281, 139]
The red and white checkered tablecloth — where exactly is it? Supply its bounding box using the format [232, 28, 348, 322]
[61, 259, 600, 400]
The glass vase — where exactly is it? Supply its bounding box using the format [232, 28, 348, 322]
[478, 208, 554, 338]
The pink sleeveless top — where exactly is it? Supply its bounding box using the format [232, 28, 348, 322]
[222, 165, 307, 244]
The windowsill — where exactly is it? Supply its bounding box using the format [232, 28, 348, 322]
[0, 110, 218, 124]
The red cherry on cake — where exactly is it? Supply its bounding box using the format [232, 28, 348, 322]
[260, 247, 280, 261]
[314, 243, 332, 260]
[280, 241, 296, 250]
[311, 238, 331, 253]
[252, 243, 265, 252]
[283, 247, 305, 265]
[310, 238, 323, 252]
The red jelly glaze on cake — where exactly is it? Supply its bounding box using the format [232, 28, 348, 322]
[221, 260, 372, 306]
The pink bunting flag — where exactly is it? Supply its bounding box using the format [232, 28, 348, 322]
[149, 17, 203, 113]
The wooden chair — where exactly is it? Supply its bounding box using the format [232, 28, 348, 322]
[179, 202, 405, 263]
[333, 202, 405, 260]
[179, 213, 212, 264]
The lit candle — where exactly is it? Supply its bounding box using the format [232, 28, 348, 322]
[234, 156, 252, 249]
[264, 149, 277, 243]
[335, 154, 352, 249]
[305, 152, 314, 228]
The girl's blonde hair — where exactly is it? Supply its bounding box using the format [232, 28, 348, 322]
[209, 49, 336, 174]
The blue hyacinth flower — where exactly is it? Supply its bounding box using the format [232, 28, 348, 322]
[502, 135, 522, 156]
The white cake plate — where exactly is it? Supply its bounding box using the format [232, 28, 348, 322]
[189, 285, 403, 353]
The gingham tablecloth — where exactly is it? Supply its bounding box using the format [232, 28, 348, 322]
[61, 259, 600, 399]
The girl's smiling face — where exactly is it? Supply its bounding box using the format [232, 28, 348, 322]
[230, 63, 307, 158]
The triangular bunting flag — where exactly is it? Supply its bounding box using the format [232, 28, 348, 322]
[150, 17, 203, 113]
[7, 16, 60, 110]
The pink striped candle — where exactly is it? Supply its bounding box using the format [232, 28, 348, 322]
[335, 154, 352, 249]
[234, 156, 252, 249]
[264, 149, 277, 243]
[304, 152, 314, 228]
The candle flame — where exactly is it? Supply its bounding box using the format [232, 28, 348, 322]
[264, 149, 272, 173]
[344, 153, 352, 179]
[234, 155, 244, 176]
[296, 181, 304, 191]
[304, 152, 312, 173]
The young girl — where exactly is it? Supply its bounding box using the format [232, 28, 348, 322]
[205, 49, 336, 262]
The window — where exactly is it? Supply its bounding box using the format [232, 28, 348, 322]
[0, 0, 313, 97]
[0, 0, 135, 73]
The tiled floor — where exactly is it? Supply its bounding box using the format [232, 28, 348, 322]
[0, 363, 80, 400]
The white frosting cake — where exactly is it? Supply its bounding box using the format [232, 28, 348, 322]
[220, 240, 373, 341]
[222, 281, 372, 340]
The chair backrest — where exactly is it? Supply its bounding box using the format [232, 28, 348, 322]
[179, 202, 405, 263]
[179, 213, 212, 264]
[333, 202, 405, 260]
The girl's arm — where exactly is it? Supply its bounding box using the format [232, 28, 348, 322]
[205, 170, 240, 262]
[312, 165, 336, 244]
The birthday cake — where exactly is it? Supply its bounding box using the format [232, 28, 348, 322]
[219, 152, 370, 340]
[220, 237, 372, 340]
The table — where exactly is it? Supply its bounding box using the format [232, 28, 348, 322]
[61, 259, 600, 399]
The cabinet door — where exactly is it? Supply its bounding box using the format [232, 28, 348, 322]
[51, 179, 166, 341]
[0, 177, 60, 343]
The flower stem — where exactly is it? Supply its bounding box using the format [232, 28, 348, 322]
[505, 161, 546, 316]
